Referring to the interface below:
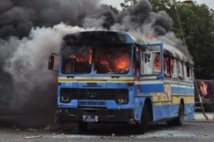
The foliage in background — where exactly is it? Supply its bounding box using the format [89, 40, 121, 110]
[119, 0, 214, 79]
[120, 0, 138, 9]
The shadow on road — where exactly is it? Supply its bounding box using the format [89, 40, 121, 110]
[60, 122, 186, 136]
[0, 115, 192, 136]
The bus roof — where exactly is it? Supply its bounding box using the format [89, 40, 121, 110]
[63, 31, 193, 64]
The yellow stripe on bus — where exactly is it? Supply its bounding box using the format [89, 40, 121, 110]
[58, 80, 134, 83]
[154, 96, 194, 106]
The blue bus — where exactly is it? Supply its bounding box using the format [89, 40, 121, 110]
[48, 31, 195, 133]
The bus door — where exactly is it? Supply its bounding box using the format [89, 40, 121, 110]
[139, 43, 172, 119]
[138, 43, 164, 95]
[139, 43, 164, 79]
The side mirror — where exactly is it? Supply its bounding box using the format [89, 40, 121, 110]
[48, 54, 54, 70]
[48, 53, 59, 71]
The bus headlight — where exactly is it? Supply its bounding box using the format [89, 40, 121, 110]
[60, 95, 70, 103]
[116, 97, 128, 104]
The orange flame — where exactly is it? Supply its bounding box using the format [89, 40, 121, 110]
[99, 59, 111, 72]
[113, 55, 129, 70]
[154, 54, 161, 72]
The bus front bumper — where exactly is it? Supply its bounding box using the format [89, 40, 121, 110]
[56, 108, 135, 124]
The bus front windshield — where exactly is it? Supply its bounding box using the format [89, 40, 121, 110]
[62, 44, 131, 74]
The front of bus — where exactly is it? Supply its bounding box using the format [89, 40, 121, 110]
[53, 31, 138, 127]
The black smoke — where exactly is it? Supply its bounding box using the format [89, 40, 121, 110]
[83, 0, 173, 36]
[0, 0, 173, 39]
[111, 0, 173, 35]
[0, 0, 99, 39]
[0, 0, 190, 126]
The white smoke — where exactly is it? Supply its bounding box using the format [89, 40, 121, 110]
[83, 16, 107, 29]
[3, 23, 98, 113]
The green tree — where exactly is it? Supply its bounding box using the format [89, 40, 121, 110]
[108, 5, 119, 14]
[101, 4, 119, 14]
[181, 4, 214, 79]
[149, 0, 214, 79]
[119, 0, 214, 79]
[120, 0, 137, 9]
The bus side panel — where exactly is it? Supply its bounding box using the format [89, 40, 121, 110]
[171, 84, 195, 120]
[184, 85, 195, 116]
[152, 105, 170, 121]
[184, 103, 195, 120]
[152, 83, 194, 121]
[134, 96, 147, 122]
[139, 81, 164, 93]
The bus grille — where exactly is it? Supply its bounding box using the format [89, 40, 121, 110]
[60, 88, 128, 104]
[78, 100, 106, 107]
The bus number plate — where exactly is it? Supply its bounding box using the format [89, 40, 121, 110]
[83, 115, 98, 122]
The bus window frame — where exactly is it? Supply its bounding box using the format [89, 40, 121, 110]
[172, 58, 179, 79]
[178, 60, 184, 80]
[60, 43, 133, 75]
[139, 43, 164, 79]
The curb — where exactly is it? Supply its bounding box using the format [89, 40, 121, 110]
[194, 112, 214, 120]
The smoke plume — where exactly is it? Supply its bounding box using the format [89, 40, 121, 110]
[0, 0, 100, 38]
[0, 0, 191, 126]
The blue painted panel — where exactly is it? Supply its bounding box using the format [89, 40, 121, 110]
[57, 86, 61, 105]
[187, 87, 194, 94]
[185, 103, 195, 115]
[58, 100, 78, 108]
[152, 103, 195, 121]
[140, 84, 163, 93]
[171, 86, 194, 95]
[153, 105, 174, 121]
[61, 82, 78, 88]
[106, 101, 135, 109]
[134, 97, 146, 122]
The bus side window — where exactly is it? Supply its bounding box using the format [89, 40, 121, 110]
[153, 53, 161, 73]
[183, 63, 188, 81]
[132, 57, 136, 74]
[141, 53, 153, 74]
[172, 59, 178, 78]
[170, 57, 174, 76]
[185, 63, 192, 81]
[190, 66, 194, 80]
[164, 55, 171, 78]
[186, 63, 190, 77]
[178, 60, 184, 80]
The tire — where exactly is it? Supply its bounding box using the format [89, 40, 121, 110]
[166, 119, 174, 126]
[167, 103, 184, 126]
[175, 103, 184, 126]
[137, 104, 150, 134]
[79, 122, 88, 132]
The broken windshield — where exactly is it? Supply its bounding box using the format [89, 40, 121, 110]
[63, 46, 92, 74]
[95, 45, 131, 74]
[62, 44, 131, 74]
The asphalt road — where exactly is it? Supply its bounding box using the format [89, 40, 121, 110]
[0, 120, 213, 142]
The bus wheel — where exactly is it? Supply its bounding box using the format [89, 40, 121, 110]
[79, 122, 88, 132]
[175, 103, 184, 126]
[137, 104, 150, 134]
[167, 103, 184, 126]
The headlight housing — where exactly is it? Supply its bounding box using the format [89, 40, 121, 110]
[116, 96, 128, 104]
[60, 95, 70, 103]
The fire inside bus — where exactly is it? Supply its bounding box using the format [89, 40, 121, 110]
[48, 31, 195, 133]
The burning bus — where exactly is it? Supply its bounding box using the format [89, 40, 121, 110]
[48, 31, 195, 133]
